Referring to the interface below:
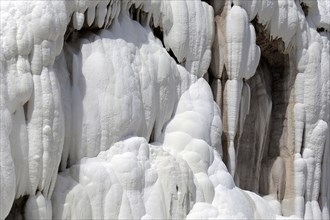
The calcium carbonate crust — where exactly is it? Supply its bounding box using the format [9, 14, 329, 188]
[0, 0, 329, 219]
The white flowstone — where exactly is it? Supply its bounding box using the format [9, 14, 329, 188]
[0, 0, 329, 219]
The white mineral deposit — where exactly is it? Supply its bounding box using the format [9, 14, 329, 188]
[0, 0, 329, 219]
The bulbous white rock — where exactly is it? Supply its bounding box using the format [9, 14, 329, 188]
[162, 0, 214, 77]
[233, 0, 261, 21]
[25, 192, 52, 219]
[58, 14, 195, 168]
[52, 135, 200, 219]
[0, 0, 329, 219]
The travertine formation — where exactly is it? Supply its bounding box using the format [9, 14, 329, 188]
[0, 0, 329, 219]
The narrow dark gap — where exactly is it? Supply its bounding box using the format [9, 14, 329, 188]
[221, 133, 229, 169]
[220, 66, 228, 115]
[152, 26, 165, 48]
[220, 66, 228, 163]
[5, 195, 29, 220]
[129, 4, 138, 21]
[300, 125, 306, 155]
[168, 49, 179, 64]
[23, 102, 29, 122]
[208, 72, 215, 89]
[149, 123, 156, 143]
[300, 3, 309, 17]
[317, 27, 325, 33]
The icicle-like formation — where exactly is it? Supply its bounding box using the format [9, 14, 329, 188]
[52, 137, 196, 219]
[1, 0, 329, 219]
[58, 14, 196, 169]
[221, 4, 260, 175]
[137, 0, 215, 77]
[209, 0, 330, 219]
[0, 1, 214, 218]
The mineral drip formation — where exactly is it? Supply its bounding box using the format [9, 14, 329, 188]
[0, 0, 329, 219]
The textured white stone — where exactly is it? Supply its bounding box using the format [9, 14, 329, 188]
[0, 0, 329, 219]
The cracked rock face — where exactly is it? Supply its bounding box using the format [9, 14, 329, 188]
[1, 0, 329, 219]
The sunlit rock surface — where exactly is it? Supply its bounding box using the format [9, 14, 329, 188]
[0, 0, 329, 219]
